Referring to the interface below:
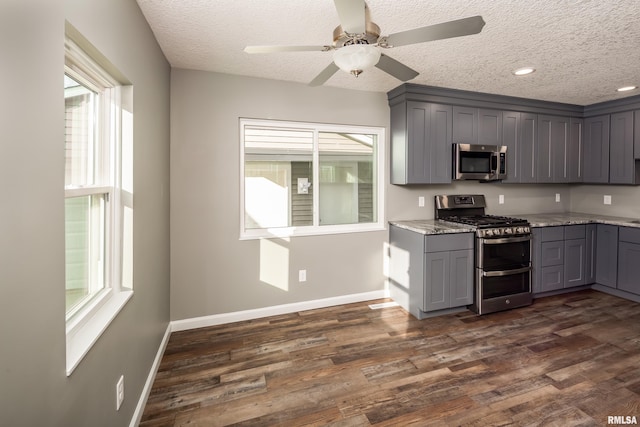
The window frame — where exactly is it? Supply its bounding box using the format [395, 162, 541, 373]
[240, 118, 385, 240]
[64, 27, 133, 376]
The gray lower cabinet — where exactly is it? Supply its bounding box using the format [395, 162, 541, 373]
[585, 224, 597, 284]
[390, 101, 452, 184]
[564, 224, 586, 287]
[389, 225, 473, 319]
[424, 248, 474, 311]
[595, 224, 618, 288]
[617, 227, 640, 295]
[533, 225, 589, 293]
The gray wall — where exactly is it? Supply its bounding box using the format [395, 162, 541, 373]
[170, 69, 580, 321]
[0, 1, 170, 426]
[170, 70, 389, 320]
[570, 185, 640, 218]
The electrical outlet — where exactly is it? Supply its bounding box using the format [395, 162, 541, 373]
[116, 375, 124, 411]
[604, 195, 612, 205]
[298, 270, 307, 282]
[418, 196, 425, 207]
[498, 195, 504, 205]
[555, 193, 561, 203]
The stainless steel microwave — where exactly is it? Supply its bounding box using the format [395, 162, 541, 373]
[453, 143, 507, 181]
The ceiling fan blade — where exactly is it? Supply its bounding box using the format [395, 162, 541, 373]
[309, 62, 340, 86]
[384, 16, 486, 47]
[375, 54, 419, 82]
[333, 0, 366, 34]
[244, 45, 331, 54]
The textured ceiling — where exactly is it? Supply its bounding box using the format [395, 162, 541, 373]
[136, 0, 640, 106]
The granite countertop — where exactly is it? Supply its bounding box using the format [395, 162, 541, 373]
[389, 219, 475, 235]
[519, 212, 640, 228]
[390, 212, 640, 235]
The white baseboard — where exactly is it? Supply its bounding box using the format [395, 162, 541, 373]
[129, 323, 171, 427]
[170, 290, 389, 332]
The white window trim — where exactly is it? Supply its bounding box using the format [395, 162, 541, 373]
[240, 118, 385, 240]
[64, 24, 133, 376]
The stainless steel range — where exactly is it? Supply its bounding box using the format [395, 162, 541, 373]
[435, 194, 532, 315]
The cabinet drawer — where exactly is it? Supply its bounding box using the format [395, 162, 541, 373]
[540, 226, 564, 241]
[619, 226, 640, 244]
[541, 241, 564, 266]
[564, 224, 586, 240]
[425, 233, 474, 252]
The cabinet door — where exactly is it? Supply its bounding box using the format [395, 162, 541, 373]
[618, 242, 640, 295]
[429, 103, 453, 183]
[478, 109, 503, 145]
[540, 265, 563, 292]
[537, 115, 554, 183]
[582, 115, 610, 183]
[404, 102, 430, 184]
[552, 116, 571, 183]
[635, 110, 640, 160]
[502, 111, 519, 182]
[402, 102, 452, 184]
[568, 118, 583, 182]
[449, 249, 473, 306]
[541, 241, 564, 266]
[453, 106, 477, 144]
[424, 252, 450, 311]
[585, 224, 597, 284]
[520, 113, 537, 183]
[596, 224, 618, 288]
[564, 238, 586, 287]
[609, 111, 634, 184]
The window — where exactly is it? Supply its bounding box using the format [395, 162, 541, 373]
[241, 119, 384, 239]
[64, 26, 133, 375]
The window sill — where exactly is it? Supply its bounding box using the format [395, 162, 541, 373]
[66, 290, 133, 376]
[240, 223, 386, 240]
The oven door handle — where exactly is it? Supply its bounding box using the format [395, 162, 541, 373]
[482, 266, 532, 277]
[479, 235, 532, 245]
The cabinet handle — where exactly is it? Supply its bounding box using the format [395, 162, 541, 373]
[482, 266, 532, 277]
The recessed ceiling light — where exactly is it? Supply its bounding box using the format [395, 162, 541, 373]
[617, 86, 637, 92]
[513, 67, 535, 76]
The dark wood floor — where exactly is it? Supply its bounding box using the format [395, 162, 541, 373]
[141, 290, 640, 426]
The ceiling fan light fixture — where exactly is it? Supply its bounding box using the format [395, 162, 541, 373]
[513, 67, 535, 76]
[333, 44, 381, 77]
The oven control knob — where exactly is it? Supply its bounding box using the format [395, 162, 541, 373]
[505, 299, 511, 305]
[505, 228, 513, 234]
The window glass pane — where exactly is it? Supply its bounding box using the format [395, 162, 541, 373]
[318, 132, 376, 225]
[65, 194, 106, 315]
[65, 75, 97, 188]
[244, 126, 313, 229]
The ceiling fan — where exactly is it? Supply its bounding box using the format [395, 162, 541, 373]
[244, 0, 485, 86]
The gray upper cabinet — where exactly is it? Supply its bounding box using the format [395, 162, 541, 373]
[390, 101, 452, 184]
[582, 115, 610, 183]
[387, 85, 638, 186]
[452, 107, 503, 145]
[502, 111, 519, 182]
[478, 109, 503, 145]
[452, 106, 477, 144]
[538, 115, 571, 183]
[609, 111, 637, 184]
[635, 110, 640, 159]
[568, 118, 583, 182]
[520, 113, 538, 183]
